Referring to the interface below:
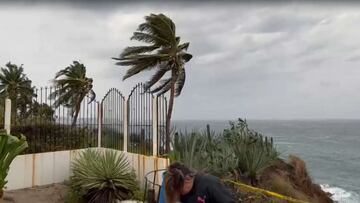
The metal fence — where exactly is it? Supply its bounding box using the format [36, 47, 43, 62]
[10, 86, 98, 154]
[100, 84, 168, 156]
[157, 94, 167, 156]
[0, 99, 4, 129]
[101, 88, 125, 151]
[4, 84, 168, 156]
[128, 83, 154, 155]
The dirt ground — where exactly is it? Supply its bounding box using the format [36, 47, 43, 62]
[2, 184, 67, 203]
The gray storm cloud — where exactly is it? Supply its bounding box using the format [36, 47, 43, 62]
[1, 2, 360, 120]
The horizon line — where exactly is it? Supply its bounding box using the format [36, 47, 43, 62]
[172, 118, 360, 121]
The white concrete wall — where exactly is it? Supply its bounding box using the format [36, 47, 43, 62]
[5, 148, 169, 191]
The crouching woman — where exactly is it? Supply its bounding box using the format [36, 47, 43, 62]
[164, 162, 237, 203]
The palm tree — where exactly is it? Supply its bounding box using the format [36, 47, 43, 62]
[50, 61, 95, 126]
[113, 13, 192, 152]
[0, 62, 36, 123]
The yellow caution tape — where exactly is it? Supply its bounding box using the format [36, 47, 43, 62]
[223, 179, 309, 203]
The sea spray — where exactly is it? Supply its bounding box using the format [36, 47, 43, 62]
[321, 184, 360, 203]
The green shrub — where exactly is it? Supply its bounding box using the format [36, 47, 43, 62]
[224, 119, 279, 184]
[168, 130, 208, 171]
[101, 127, 124, 150]
[0, 130, 28, 197]
[11, 123, 97, 154]
[168, 126, 238, 176]
[69, 149, 139, 203]
[132, 189, 145, 201]
[127, 132, 153, 156]
[168, 118, 279, 184]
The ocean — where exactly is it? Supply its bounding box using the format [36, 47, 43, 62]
[173, 119, 360, 203]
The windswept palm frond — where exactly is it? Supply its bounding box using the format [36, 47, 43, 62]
[130, 32, 170, 46]
[150, 78, 172, 94]
[114, 13, 192, 152]
[175, 68, 186, 96]
[144, 64, 168, 91]
[156, 75, 178, 96]
[120, 45, 160, 57]
[178, 42, 190, 51]
[140, 14, 175, 42]
[87, 90, 96, 103]
[50, 61, 95, 126]
[179, 52, 193, 63]
[113, 13, 192, 96]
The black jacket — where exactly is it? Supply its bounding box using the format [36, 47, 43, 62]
[180, 174, 237, 203]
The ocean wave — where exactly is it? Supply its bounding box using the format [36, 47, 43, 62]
[321, 184, 360, 203]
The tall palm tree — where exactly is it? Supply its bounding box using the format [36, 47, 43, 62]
[0, 62, 36, 123]
[50, 61, 95, 126]
[113, 13, 192, 152]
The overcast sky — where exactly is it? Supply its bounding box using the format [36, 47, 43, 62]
[1, 1, 360, 120]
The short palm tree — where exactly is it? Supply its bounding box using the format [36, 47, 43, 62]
[50, 61, 95, 126]
[0, 62, 35, 122]
[113, 13, 192, 152]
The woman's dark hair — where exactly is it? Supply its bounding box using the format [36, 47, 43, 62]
[165, 162, 195, 203]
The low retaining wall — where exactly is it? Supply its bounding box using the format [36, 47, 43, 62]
[6, 148, 169, 190]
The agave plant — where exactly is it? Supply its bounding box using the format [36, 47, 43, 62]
[168, 130, 209, 172]
[168, 119, 279, 185]
[0, 130, 28, 198]
[224, 119, 279, 184]
[69, 149, 139, 203]
[168, 126, 238, 175]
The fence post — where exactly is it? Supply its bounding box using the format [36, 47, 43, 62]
[123, 99, 128, 152]
[152, 96, 158, 156]
[4, 98, 11, 134]
[97, 101, 102, 148]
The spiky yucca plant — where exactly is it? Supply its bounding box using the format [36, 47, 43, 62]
[70, 149, 138, 203]
[0, 130, 28, 199]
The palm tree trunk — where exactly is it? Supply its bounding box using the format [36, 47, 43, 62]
[0, 188, 3, 200]
[71, 103, 81, 127]
[11, 97, 17, 125]
[165, 84, 175, 153]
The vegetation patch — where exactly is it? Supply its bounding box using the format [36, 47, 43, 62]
[168, 119, 333, 203]
[67, 149, 139, 203]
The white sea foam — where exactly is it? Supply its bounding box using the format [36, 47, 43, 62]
[321, 184, 360, 203]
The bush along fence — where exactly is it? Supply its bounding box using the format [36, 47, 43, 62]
[3, 83, 167, 156]
[9, 86, 99, 154]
